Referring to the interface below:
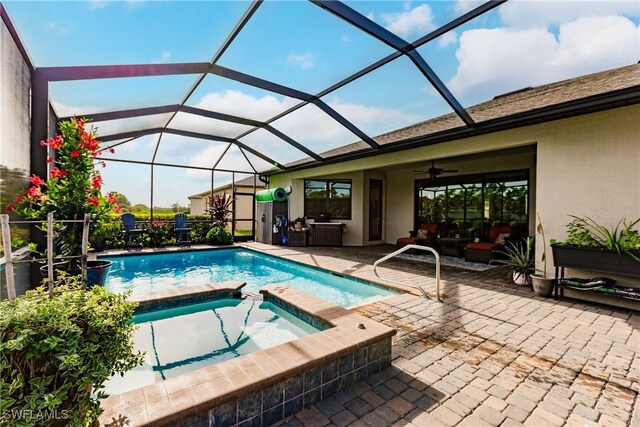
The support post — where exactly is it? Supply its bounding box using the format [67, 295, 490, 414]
[81, 214, 90, 289]
[252, 174, 256, 240]
[231, 172, 236, 240]
[46, 213, 54, 298]
[0, 215, 16, 300]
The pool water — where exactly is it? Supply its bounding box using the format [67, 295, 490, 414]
[103, 249, 396, 307]
[104, 298, 320, 395]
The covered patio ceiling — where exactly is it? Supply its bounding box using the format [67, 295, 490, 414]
[3, 0, 639, 180]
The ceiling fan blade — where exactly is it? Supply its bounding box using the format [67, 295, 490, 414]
[442, 169, 459, 173]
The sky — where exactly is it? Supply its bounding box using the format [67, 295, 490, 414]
[4, 0, 639, 207]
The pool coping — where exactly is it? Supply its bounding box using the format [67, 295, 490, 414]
[128, 281, 245, 312]
[98, 285, 396, 426]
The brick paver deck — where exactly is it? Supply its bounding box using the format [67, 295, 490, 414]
[243, 243, 640, 427]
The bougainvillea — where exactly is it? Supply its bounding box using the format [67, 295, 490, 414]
[9, 118, 120, 263]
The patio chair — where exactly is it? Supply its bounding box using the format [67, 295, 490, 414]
[396, 223, 440, 254]
[121, 213, 145, 249]
[464, 225, 512, 263]
[174, 213, 192, 246]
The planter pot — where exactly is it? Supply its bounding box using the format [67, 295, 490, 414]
[40, 260, 113, 288]
[513, 271, 529, 286]
[531, 275, 555, 297]
[552, 244, 640, 277]
[91, 240, 105, 252]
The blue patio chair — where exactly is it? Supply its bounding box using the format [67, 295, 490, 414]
[121, 213, 145, 249]
[174, 213, 192, 246]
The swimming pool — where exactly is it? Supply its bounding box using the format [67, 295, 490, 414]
[103, 297, 321, 395]
[103, 249, 396, 307]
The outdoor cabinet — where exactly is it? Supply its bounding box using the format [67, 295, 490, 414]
[288, 230, 309, 247]
[309, 223, 345, 246]
[256, 201, 288, 245]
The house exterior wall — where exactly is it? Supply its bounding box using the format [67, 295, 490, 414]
[1, 17, 32, 298]
[188, 185, 256, 231]
[270, 105, 640, 292]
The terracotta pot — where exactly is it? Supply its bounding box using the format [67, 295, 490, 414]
[531, 274, 555, 297]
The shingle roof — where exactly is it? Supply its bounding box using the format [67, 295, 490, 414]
[285, 64, 640, 168]
[188, 176, 265, 198]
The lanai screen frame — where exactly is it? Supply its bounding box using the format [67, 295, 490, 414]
[26, 0, 508, 224]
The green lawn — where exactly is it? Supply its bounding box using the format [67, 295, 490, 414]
[234, 230, 253, 237]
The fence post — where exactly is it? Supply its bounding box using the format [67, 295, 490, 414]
[0, 214, 17, 300]
[47, 213, 54, 298]
[81, 214, 90, 289]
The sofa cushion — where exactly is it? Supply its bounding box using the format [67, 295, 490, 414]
[397, 237, 421, 245]
[489, 225, 512, 242]
[466, 242, 496, 251]
[419, 223, 438, 233]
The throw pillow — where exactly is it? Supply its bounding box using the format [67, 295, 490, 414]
[417, 229, 429, 239]
[495, 233, 510, 245]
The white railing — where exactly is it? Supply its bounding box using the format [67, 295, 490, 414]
[373, 244, 441, 301]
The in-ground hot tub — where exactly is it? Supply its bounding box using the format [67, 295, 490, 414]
[99, 283, 397, 427]
[104, 296, 323, 396]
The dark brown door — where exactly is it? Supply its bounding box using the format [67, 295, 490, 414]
[369, 179, 383, 241]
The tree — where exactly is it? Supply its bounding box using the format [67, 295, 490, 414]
[111, 192, 131, 211]
[130, 204, 150, 214]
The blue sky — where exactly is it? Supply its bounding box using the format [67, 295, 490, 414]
[5, 0, 639, 206]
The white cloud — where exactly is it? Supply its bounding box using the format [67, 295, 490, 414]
[499, 0, 640, 28]
[286, 52, 315, 70]
[51, 102, 106, 117]
[454, 0, 485, 16]
[89, 0, 108, 9]
[447, 15, 640, 102]
[45, 22, 71, 34]
[438, 30, 458, 48]
[366, 12, 376, 21]
[152, 50, 171, 64]
[381, 4, 437, 38]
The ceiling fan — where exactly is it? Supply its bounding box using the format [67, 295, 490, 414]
[414, 160, 458, 179]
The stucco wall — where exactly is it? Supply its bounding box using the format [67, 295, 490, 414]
[535, 106, 640, 300]
[1, 17, 32, 298]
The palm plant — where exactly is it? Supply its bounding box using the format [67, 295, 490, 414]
[206, 192, 235, 226]
[494, 237, 534, 285]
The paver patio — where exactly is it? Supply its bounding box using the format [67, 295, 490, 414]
[243, 243, 640, 427]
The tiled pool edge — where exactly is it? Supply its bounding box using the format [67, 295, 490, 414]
[98, 285, 396, 427]
[129, 281, 245, 314]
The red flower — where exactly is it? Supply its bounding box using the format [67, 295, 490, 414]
[92, 175, 103, 190]
[27, 186, 40, 199]
[50, 167, 68, 179]
[40, 140, 46, 147]
[100, 161, 106, 168]
[15, 195, 23, 202]
[107, 193, 117, 204]
[46, 156, 54, 164]
[29, 175, 45, 186]
[70, 150, 80, 158]
[49, 136, 63, 150]
[114, 205, 123, 214]
[6, 204, 14, 212]
[109, 147, 115, 154]
[87, 197, 100, 207]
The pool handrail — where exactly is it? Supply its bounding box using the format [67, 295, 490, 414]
[373, 244, 441, 301]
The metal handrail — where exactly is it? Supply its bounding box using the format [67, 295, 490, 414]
[373, 244, 441, 301]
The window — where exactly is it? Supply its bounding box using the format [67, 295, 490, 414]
[304, 179, 352, 219]
[416, 170, 529, 238]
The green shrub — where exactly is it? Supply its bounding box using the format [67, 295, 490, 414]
[0, 278, 144, 426]
[206, 225, 233, 245]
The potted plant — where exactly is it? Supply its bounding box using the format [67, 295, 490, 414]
[7, 117, 122, 286]
[551, 216, 640, 277]
[294, 217, 305, 231]
[494, 237, 534, 286]
[530, 213, 555, 297]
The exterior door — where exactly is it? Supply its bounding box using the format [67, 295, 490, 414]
[369, 179, 383, 241]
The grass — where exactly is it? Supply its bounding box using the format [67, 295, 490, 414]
[234, 230, 253, 237]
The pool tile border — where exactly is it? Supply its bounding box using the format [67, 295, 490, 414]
[99, 285, 396, 427]
[129, 281, 246, 313]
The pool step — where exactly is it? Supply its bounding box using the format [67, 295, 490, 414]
[242, 291, 263, 300]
